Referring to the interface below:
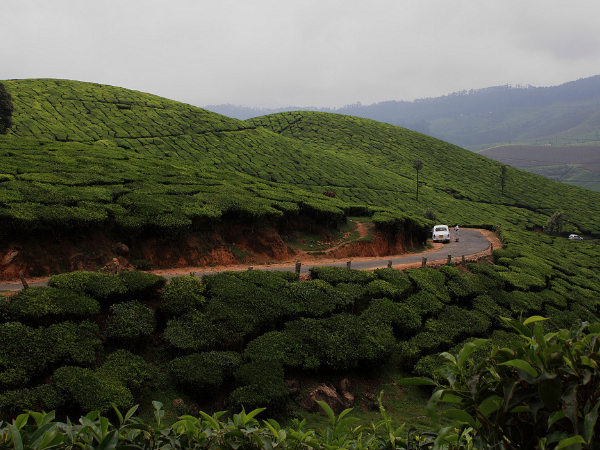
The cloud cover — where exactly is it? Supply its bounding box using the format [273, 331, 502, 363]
[2, 0, 600, 107]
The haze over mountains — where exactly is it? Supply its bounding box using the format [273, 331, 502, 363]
[206, 75, 600, 191]
[206, 75, 600, 149]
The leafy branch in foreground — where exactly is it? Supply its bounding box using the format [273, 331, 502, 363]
[399, 316, 600, 449]
[0, 398, 439, 450]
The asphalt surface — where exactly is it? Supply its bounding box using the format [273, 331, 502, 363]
[1, 228, 491, 290]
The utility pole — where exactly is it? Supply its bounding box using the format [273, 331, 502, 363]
[413, 159, 423, 202]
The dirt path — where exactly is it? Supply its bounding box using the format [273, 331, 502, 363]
[0, 228, 501, 292]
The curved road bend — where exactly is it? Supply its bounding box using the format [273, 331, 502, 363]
[0, 229, 491, 290]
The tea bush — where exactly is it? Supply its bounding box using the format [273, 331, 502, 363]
[163, 310, 220, 351]
[117, 270, 165, 297]
[0, 384, 62, 417]
[403, 318, 600, 450]
[98, 350, 153, 391]
[229, 361, 288, 411]
[169, 351, 242, 393]
[105, 300, 155, 341]
[285, 279, 351, 317]
[51, 366, 133, 413]
[160, 275, 205, 316]
[0, 286, 99, 323]
[374, 267, 413, 295]
[309, 266, 376, 285]
[0, 320, 100, 388]
[48, 271, 127, 303]
[360, 297, 421, 335]
[406, 268, 450, 302]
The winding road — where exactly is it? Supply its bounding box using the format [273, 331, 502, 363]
[0, 229, 494, 291]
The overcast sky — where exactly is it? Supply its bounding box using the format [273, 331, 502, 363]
[3, 0, 600, 108]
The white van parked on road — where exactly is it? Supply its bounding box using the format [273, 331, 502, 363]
[432, 225, 451, 243]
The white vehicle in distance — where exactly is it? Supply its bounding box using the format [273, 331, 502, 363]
[568, 234, 584, 240]
[432, 225, 451, 243]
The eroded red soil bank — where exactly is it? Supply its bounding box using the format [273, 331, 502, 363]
[0, 222, 420, 281]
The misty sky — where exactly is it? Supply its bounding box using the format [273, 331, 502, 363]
[3, 0, 600, 108]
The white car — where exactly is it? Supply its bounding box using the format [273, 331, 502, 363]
[432, 225, 451, 243]
[568, 234, 583, 240]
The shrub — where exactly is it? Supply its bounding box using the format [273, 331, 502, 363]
[471, 294, 511, 324]
[285, 279, 351, 317]
[160, 275, 205, 316]
[0, 384, 63, 418]
[0, 320, 100, 388]
[47, 320, 101, 365]
[131, 258, 154, 270]
[48, 271, 127, 303]
[445, 272, 489, 300]
[334, 282, 367, 305]
[163, 310, 220, 351]
[374, 268, 413, 296]
[169, 351, 242, 392]
[244, 331, 289, 363]
[498, 269, 546, 291]
[0, 82, 13, 134]
[99, 350, 153, 391]
[360, 297, 421, 335]
[105, 300, 155, 340]
[0, 287, 99, 322]
[228, 361, 288, 412]
[51, 366, 133, 413]
[118, 271, 165, 297]
[424, 306, 491, 343]
[309, 266, 376, 285]
[364, 279, 400, 299]
[495, 290, 543, 315]
[406, 268, 450, 302]
[282, 314, 383, 370]
[404, 291, 443, 316]
[402, 318, 600, 450]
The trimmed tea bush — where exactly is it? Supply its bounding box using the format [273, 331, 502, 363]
[51, 366, 133, 413]
[374, 267, 413, 296]
[0, 286, 99, 322]
[228, 361, 288, 411]
[163, 310, 220, 351]
[118, 271, 165, 297]
[309, 266, 376, 285]
[99, 350, 153, 391]
[105, 300, 155, 340]
[160, 275, 205, 316]
[285, 279, 351, 317]
[169, 351, 242, 392]
[48, 271, 127, 303]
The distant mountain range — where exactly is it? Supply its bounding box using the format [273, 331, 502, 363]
[205, 75, 600, 150]
[206, 75, 600, 191]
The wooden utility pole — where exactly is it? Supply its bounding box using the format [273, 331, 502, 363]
[413, 159, 423, 202]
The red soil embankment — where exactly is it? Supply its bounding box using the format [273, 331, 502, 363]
[0, 220, 417, 281]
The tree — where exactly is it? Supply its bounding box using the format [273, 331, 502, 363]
[500, 164, 507, 195]
[0, 83, 13, 134]
[413, 159, 423, 202]
[544, 210, 565, 235]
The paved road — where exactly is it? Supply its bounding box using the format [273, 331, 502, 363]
[242, 227, 490, 274]
[1, 229, 491, 290]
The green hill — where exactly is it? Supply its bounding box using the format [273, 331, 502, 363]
[2, 80, 600, 430]
[2, 78, 600, 242]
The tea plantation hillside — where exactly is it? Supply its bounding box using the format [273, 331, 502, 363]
[2, 79, 600, 241]
[3, 80, 600, 442]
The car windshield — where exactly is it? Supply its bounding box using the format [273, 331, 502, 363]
[435, 227, 447, 232]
